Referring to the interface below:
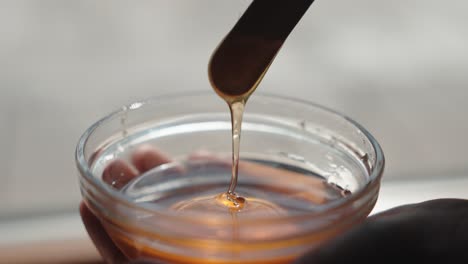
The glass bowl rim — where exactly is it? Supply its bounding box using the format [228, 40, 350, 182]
[76, 91, 385, 224]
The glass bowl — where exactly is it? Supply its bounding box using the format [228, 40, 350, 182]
[76, 92, 384, 263]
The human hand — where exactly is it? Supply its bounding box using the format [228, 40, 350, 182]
[295, 198, 468, 263]
[80, 145, 171, 264]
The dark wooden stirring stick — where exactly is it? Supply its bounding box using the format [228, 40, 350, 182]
[209, 0, 315, 100]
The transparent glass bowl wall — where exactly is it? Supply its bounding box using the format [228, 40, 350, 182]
[76, 93, 384, 263]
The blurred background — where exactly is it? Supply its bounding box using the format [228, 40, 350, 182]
[0, 0, 467, 261]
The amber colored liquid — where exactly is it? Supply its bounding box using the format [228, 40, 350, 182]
[105, 214, 363, 264]
[220, 100, 248, 209]
[103, 179, 354, 264]
[100, 159, 354, 263]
